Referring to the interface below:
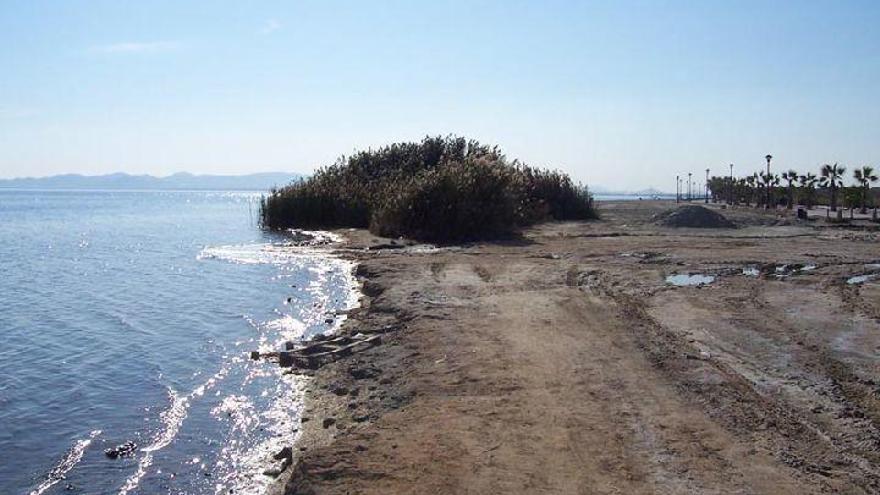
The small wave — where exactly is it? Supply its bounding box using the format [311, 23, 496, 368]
[29, 430, 102, 495]
[197, 243, 313, 265]
[118, 364, 231, 495]
[197, 230, 346, 266]
[212, 375, 308, 495]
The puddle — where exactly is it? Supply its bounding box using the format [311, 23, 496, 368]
[666, 274, 715, 286]
[742, 267, 760, 277]
[847, 273, 880, 285]
[745, 263, 818, 278]
[847, 265, 880, 285]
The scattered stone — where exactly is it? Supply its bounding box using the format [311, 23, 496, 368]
[273, 446, 293, 462]
[263, 466, 284, 477]
[361, 280, 385, 297]
[330, 385, 349, 396]
[350, 366, 381, 380]
[323, 418, 336, 429]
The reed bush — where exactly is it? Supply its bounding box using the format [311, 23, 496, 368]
[260, 136, 595, 241]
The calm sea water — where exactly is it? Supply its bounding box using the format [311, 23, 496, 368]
[0, 190, 357, 495]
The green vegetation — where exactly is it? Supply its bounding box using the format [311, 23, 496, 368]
[260, 136, 595, 242]
[707, 162, 878, 214]
[853, 166, 878, 214]
[819, 163, 846, 211]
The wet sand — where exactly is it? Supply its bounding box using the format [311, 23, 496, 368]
[274, 200, 880, 494]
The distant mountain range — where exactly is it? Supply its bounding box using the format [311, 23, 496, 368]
[0, 172, 302, 191]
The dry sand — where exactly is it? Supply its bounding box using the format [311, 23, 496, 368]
[274, 200, 880, 495]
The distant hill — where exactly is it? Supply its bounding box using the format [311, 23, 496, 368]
[0, 172, 302, 191]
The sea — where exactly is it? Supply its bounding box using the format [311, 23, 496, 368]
[0, 189, 359, 495]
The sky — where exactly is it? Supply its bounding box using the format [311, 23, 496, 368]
[1, 0, 878, 190]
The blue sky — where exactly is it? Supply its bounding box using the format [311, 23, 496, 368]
[1, 0, 878, 190]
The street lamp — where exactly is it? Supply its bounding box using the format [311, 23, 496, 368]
[687, 172, 692, 201]
[676, 175, 680, 203]
[729, 163, 734, 204]
[705, 168, 710, 203]
[765, 154, 773, 209]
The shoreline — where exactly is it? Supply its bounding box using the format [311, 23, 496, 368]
[271, 200, 880, 494]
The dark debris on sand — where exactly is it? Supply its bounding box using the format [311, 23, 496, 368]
[654, 205, 736, 228]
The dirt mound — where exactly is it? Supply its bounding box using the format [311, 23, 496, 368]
[654, 205, 736, 228]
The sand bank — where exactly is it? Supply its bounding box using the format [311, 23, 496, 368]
[273, 200, 880, 494]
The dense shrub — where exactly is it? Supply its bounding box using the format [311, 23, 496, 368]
[260, 136, 595, 241]
[370, 159, 526, 241]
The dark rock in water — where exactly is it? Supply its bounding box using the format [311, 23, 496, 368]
[104, 441, 137, 459]
[263, 466, 284, 477]
[273, 446, 293, 462]
[654, 205, 736, 228]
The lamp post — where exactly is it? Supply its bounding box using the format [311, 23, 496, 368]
[765, 154, 773, 209]
[729, 163, 734, 205]
[676, 175, 680, 203]
[687, 172, 692, 201]
[705, 168, 710, 203]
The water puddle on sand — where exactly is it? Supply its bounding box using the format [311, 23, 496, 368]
[847, 273, 880, 285]
[666, 274, 715, 286]
[742, 264, 817, 278]
[846, 264, 880, 285]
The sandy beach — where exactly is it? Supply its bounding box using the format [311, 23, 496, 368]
[274, 200, 880, 494]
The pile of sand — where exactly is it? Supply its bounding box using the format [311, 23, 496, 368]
[654, 205, 736, 228]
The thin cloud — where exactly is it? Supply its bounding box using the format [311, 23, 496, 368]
[259, 19, 281, 35]
[90, 41, 179, 54]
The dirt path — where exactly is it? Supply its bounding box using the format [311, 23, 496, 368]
[277, 201, 880, 495]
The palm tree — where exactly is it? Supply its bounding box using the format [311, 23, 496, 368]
[782, 170, 799, 209]
[798, 173, 818, 209]
[853, 166, 878, 214]
[745, 174, 758, 207]
[819, 163, 846, 212]
[759, 172, 780, 208]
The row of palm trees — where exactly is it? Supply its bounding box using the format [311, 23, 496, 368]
[708, 164, 878, 213]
